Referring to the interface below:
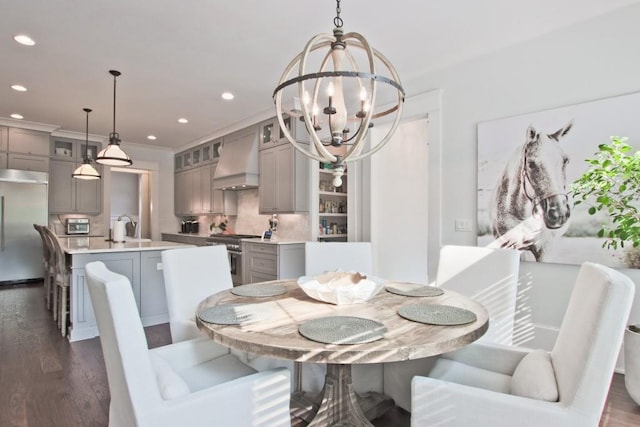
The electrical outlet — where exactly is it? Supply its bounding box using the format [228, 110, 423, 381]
[454, 219, 473, 232]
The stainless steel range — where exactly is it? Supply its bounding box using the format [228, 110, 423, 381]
[206, 234, 260, 286]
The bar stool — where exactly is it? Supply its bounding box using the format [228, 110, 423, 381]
[41, 226, 71, 337]
[33, 224, 55, 310]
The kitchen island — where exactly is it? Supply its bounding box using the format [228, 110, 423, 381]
[62, 237, 194, 341]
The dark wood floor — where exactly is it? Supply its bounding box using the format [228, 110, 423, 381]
[1, 283, 639, 427]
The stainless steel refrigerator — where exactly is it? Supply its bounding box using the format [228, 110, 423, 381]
[0, 169, 48, 284]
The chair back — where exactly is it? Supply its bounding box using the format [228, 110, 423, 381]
[304, 242, 373, 276]
[85, 261, 162, 425]
[551, 262, 634, 420]
[40, 226, 66, 276]
[436, 245, 520, 345]
[161, 245, 233, 342]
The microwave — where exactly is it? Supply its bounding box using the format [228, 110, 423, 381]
[66, 218, 90, 235]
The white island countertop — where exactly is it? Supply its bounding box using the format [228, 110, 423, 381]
[62, 236, 194, 254]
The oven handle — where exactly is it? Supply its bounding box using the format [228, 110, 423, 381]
[227, 250, 242, 255]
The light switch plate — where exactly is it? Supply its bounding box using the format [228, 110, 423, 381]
[455, 219, 472, 232]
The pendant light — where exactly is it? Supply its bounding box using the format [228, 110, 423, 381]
[72, 108, 101, 180]
[273, 0, 404, 187]
[96, 70, 133, 166]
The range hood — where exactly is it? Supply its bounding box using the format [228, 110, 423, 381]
[213, 128, 259, 190]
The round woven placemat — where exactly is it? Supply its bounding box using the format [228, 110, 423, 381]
[298, 316, 387, 345]
[231, 283, 286, 298]
[398, 304, 477, 325]
[385, 283, 444, 297]
[197, 304, 246, 325]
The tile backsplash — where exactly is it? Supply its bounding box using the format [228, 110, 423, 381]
[197, 188, 311, 240]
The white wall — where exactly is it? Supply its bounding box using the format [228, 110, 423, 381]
[388, 4, 640, 356]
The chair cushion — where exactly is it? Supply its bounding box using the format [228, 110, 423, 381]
[429, 357, 512, 394]
[510, 349, 558, 402]
[150, 353, 191, 400]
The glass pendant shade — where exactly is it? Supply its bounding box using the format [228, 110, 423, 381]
[73, 108, 101, 180]
[96, 69, 133, 166]
[273, 0, 404, 187]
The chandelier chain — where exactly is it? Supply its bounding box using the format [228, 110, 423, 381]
[333, 0, 343, 28]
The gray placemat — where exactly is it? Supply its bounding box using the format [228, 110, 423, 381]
[298, 316, 388, 345]
[398, 304, 477, 325]
[231, 283, 286, 297]
[197, 304, 246, 325]
[385, 283, 444, 297]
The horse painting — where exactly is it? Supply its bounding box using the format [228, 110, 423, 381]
[490, 121, 573, 261]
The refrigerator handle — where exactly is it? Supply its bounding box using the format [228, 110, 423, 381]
[0, 195, 4, 252]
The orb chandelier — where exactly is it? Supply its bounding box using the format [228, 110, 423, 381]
[273, 0, 404, 186]
[72, 108, 101, 180]
[96, 70, 133, 166]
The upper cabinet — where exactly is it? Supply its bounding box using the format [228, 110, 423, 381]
[259, 114, 309, 151]
[174, 161, 237, 216]
[259, 143, 310, 214]
[49, 159, 102, 214]
[49, 137, 103, 214]
[51, 137, 100, 162]
[7, 128, 50, 156]
[4, 128, 50, 172]
[0, 126, 7, 152]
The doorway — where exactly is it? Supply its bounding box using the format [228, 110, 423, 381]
[110, 168, 151, 239]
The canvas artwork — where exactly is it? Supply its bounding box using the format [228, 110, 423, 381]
[477, 91, 640, 268]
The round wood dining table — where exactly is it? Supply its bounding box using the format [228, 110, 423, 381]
[196, 279, 489, 426]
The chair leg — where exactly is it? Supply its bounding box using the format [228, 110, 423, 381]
[60, 285, 68, 337]
[52, 280, 59, 322]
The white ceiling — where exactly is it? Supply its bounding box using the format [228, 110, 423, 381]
[1, 0, 638, 151]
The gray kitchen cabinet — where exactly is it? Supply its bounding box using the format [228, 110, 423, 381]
[7, 128, 50, 155]
[51, 137, 101, 162]
[0, 126, 7, 151]
[174, 162, 237, 216]
[259, 115, 308, 151]
[161, 233, 210, 246]
[140, 251, 168, 323]
[49, 159, 102, 214]
[259, 143, 309, 213]
[7, 152, 49, 172]
[243, 241, 305, 284]
[0, 152, 6, 169]
[174, 167, 202, 215]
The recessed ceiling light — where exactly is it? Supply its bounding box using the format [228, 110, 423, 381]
[178, 118, 189, 124]
[147, 135, 157, 140]
[221, 92, 234, 101]
[13, 34, 35, 46]
[11, 113, 24, 120]
[11, 84, 27, 92]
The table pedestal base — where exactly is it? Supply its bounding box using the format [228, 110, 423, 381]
[290, 364, 395, 427]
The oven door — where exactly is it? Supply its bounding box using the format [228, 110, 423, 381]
[228, 250, 242, 286]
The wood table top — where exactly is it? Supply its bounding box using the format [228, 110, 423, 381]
[196, 280, 489, 364]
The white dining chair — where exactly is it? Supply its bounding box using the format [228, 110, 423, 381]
[383, 244, 521, 411]
[161, 245, 293, 381]
[85, 261, 292, 427]
[161, 245, 233, 342]
[301, 241, 381, 395]
[409, 262, 634, 426]
[304, 241, 373, 276]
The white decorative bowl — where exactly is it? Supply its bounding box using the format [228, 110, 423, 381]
[297, 272, 386, 305]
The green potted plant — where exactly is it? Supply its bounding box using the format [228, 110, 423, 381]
[570, 135, 640, 404]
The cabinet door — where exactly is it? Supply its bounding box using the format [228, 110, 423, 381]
[7, 153, 49, 172]
[80, 142, 101, 162]
[75, 170, 102, 214]
[0, 152, 6, 169]
[140, 251, 168, 322]
[260, 118, 278, 150]
[49, 160, 75, 213]
[259, 148, 278, 212]
[200, 164, 212, 213]
[8, 128, 50, 155]
[189, 168, 202, 214]
[174, 170, 189, 215]
[0, 126, 7, 151]
[276, 145, 295, 211]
